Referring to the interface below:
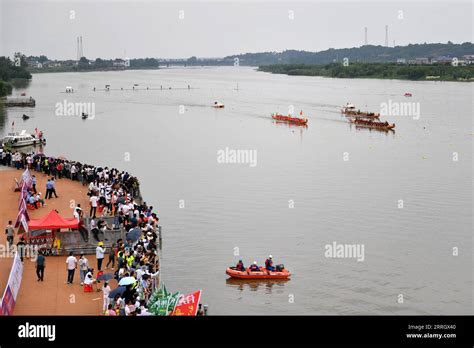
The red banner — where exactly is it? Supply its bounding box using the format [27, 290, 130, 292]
[171, 290, 202, 316]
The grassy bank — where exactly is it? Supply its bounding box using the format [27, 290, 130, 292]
[0, 57, 32, 96]
[258, 63, 474, 81]
[0, 80, 13, 97]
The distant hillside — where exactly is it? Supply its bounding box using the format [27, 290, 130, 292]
[226, 42, 474, 66]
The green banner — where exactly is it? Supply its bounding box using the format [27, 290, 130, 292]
[148, 284, 180, 316]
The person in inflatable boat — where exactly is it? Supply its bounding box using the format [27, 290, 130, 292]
[249, 261, 260, 272]
[265, 255, 275, 271]
[236, 260, 245, 271]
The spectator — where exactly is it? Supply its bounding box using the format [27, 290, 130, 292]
[66, 251, 77, 285]
[96, 242, 106, 271]
[102, 281, 111, 312]
[36, 251, 46, 281]
[5, 220, 14, 248]
[79, 253, 89, 285]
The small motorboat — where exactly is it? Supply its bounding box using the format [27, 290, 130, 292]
[22, 114, 30, 120]
[2, 130, 46, 147]
[226, 266, 291, 279]
[213, 102, 225, 108]
[341, 103, 380, 119]
[404, 92, 412, 97]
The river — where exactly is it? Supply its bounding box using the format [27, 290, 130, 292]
[0, 67, 472, 314]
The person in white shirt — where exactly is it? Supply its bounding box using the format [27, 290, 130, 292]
[124, 299, 135, 316]
[96, 242, 106, 271]
[66, 251, 77, 284]
[35, 192, 45, 207]
[102, 281, 111, 312]
[90, 194, 98, 218]
[70, 164, 77, 180]
[73, 204, 83, 222]
[84, 269, 99, 291]
[121, 203, 130, 216]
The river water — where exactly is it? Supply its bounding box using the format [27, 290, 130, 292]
[1, 67, 472, 314]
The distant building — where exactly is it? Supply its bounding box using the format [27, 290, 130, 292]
[26, 59, 39, 68]
[396, 58, 407, 64]
[431, 56, 453, 65]
[462, 54, 474, 64]
[407, 57, 430, 65]
[43, 60, 62, 68]
[113, 59, 128, 68]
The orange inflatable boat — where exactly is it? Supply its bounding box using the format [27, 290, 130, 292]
[226, 267, 291, 279]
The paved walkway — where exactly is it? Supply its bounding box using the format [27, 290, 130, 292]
[0, 167, 104, 315]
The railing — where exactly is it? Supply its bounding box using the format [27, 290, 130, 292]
[60, 217, 162, 255]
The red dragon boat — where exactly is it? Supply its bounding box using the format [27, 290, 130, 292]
[271, 111, 308, 125]
[350, 119, 395, 130]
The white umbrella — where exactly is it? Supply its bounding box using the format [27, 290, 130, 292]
[118, 276, 136, 286]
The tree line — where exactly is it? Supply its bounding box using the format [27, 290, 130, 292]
[258, 63, 474, 81]
[0, 56, 32, 97]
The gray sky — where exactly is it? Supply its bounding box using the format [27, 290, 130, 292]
[0, 0, 472, 60]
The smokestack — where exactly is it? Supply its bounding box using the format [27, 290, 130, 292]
[385, 25, 389, 47]
[80, 36, 83, 58]
[364, 27, 368, 46]
[77, 37, 80, 61]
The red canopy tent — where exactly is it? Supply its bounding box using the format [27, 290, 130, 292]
[28, 210, 79, 230]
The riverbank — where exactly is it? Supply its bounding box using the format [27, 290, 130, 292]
[0, 168, 101, 314]
[258, 63, 474, 81]
[28, 66, 161, 74]
[0, 148, 161, 315]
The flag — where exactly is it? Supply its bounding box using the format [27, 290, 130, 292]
[147, 283, 181, 316]
[171, 290, 202, 316]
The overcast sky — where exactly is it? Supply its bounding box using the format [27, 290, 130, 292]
[0, 0, 472, 60]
